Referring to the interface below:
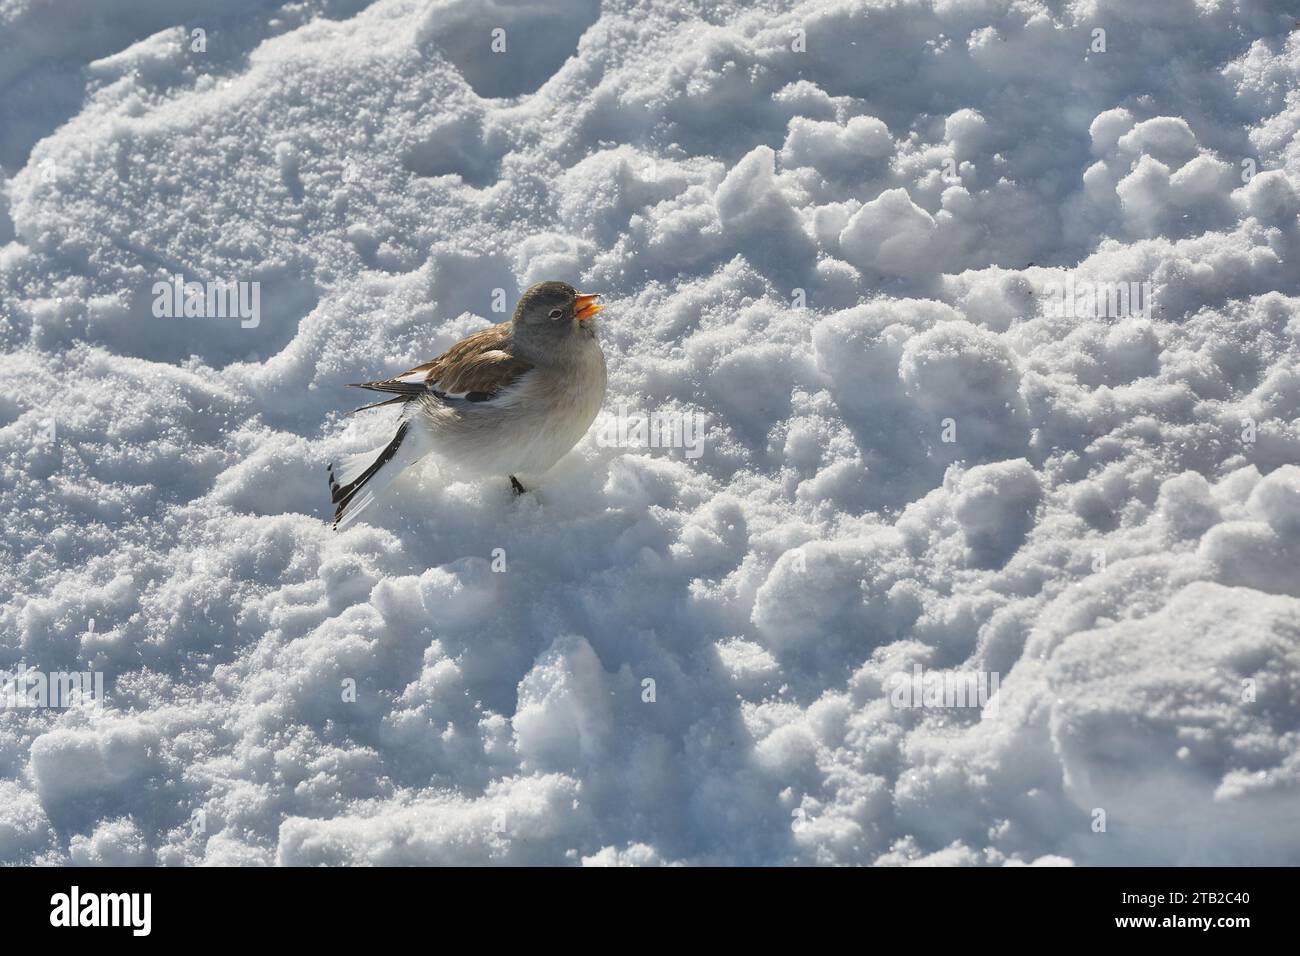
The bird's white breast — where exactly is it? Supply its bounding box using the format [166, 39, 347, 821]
[418, 334, 607, 480]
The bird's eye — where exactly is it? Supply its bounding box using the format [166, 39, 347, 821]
[548, 308, 564, 319]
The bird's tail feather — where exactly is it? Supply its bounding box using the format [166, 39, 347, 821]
[347, 394, 409, 415]
[328, 421, 429, 529]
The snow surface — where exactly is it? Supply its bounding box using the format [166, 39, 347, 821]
[1, 0, 1299, 866]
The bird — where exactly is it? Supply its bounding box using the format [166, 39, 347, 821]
[327, 281, 607, 529]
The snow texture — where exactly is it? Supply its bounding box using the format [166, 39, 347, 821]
[1, 0, 1299, 866]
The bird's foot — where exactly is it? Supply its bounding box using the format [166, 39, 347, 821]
[510, 475, 526, 495]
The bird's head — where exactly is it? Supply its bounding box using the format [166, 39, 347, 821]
[511, 281, 604, 353]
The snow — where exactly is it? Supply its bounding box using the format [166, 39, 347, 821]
[0, 0, 1298, 866]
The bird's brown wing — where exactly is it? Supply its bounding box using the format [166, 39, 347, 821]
[348, 323, 533, 410]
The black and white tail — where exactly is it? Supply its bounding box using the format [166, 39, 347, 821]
[327, 420, 430, 529]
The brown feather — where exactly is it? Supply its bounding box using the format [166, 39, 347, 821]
[351, 323, 533, 403]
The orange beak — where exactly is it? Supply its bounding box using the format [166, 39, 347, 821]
[575, 293, 605, 321]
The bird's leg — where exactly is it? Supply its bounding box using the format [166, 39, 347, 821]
[510, 475, 527, 495]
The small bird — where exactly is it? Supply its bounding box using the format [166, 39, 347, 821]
[328, 281, 607, 528]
